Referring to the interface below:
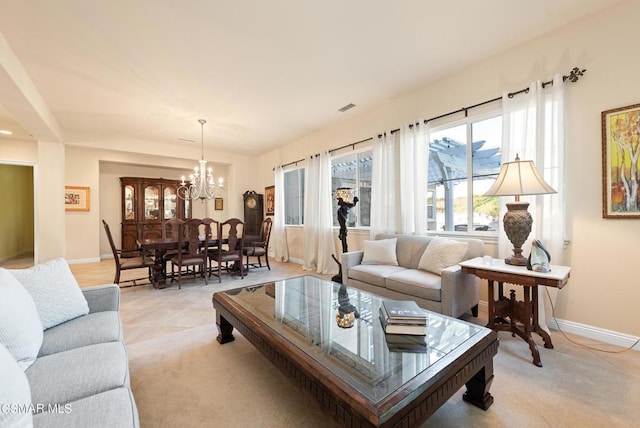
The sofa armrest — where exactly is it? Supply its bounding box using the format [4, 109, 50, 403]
[341, 251, 364, 284]
[440, 265, 480, 318]
[82, 284, 120, 313]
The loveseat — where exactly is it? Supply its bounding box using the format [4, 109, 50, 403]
[0, 259, 139, 428]
[342, 234, 484, 318]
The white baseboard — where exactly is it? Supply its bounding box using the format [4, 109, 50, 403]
[549, 318, 640, 351]
[478, 300, 639, 351]
[287, 256, 304, 265]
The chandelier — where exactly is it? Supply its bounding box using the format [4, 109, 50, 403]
[177, 119, 224, 201]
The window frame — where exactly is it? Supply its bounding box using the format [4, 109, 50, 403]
[283, 166, 305, 226]
[331, 146, 373, 229]
[428, 109, 502, 236]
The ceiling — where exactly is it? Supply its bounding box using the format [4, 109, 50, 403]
[0, 0, 621, 155]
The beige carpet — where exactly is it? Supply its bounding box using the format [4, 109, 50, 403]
[118, 263, 640, 428]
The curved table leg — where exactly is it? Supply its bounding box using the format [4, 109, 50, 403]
[532, 286, 554, 349]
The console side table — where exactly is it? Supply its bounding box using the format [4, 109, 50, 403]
[459, 257, 571, 367]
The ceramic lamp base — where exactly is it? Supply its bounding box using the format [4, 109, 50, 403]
[503, 201, 532, 266]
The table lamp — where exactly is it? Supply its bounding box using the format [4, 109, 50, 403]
[484, 155, 556, 266]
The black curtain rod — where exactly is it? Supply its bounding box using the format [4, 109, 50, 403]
[274, 66, 586, 170]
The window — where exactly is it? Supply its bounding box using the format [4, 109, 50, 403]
[331, 149, 372, 227]
[428, 115, 502, 233]
[284, 168, 304, 225]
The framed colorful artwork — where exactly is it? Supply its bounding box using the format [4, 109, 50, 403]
[214, 197, 223, 211]
[265, 185, 275, 216]
[65, 186, 90, 212]
[602, 103, 640, 218]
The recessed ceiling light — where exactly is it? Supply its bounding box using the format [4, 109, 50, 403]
[0, 130, 12, 135]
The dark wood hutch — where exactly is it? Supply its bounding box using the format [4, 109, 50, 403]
[120, 177, 191, 253]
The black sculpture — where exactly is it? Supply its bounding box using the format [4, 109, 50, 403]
[337, 196, 358, 253]
[331, 194, 358, 283]
[335, 283, 360, 328]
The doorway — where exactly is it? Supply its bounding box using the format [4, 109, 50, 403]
[0, 163, 35, 268]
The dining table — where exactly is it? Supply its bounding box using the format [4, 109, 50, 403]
[138, 237, 222, 289]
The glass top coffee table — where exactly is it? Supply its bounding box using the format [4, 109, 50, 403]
[212, 275, 498, 427]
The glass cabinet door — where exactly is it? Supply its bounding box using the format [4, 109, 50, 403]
[124, 185, 136, 220]
[164, 186, 177, 219]
[144, 185, 160, 220]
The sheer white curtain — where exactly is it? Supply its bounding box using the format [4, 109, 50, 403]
[501, 75, 566, 331]
[303, 156, 318, 270]
[399, 123, 429, 235]
[370, 123, 429, 238]
[316, 151, 336, 274]
[303, 151, 336, 274]
[272, 166, 289, 262]
[370, 132, 397, 237]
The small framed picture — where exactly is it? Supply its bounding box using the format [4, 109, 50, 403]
[265, 185, 275, 216]
[214, 197, 223, 211]
[65, 186, 90, 212]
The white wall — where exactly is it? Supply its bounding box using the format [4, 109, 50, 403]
[257, 0, 640, 338]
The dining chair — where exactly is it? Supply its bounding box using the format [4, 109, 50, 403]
[170, 218, 210, 288]
[243, 217, 272, 272]
[208, 218, 245, 283]
[102, 219, 154, 287]
[162, 218, 188, 269]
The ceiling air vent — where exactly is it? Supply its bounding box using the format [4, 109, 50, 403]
[338, 103, 356, 112]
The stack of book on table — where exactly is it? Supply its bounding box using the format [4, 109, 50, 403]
[379, 299, 428, 353]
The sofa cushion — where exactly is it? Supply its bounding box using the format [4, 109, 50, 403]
[0, 268, 44, 371]
[418, 237, 469, 275]
[32, 387, 139, 428]
[39, 311, 123, 357]
[0, 342, 33, 428]
[375, 234, 432, 269]
[26, 341, 129, 410]
[361, 238, 398, 266]
[349, 264, 407, 288]
[9, 258, 89, 329]
[386, 269, 442, 302]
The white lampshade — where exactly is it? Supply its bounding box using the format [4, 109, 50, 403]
[484, 156, 556, 197]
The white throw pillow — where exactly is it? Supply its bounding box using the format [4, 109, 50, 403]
[0, 342, 33, 427]
[418, 237, 469, 275]
[361, 238, 398, 266]
[0, 268, 43, 370]
[9, 258, 89, 330]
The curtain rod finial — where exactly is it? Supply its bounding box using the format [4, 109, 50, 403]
[565, 67, 586, 83]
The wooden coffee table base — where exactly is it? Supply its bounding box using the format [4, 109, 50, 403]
[214, 300, 497, 427]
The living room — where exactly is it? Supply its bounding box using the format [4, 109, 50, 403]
[1, 1, 639, 427]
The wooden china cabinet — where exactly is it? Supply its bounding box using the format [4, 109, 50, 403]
[120, 177, 191, 253]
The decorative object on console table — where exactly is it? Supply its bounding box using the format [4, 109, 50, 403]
[65, 186, 90, 212]
[601, 102, 640, 218]
[527, 239, 551, 272]
[265, 185, 275, 216]
[483, 155, 556, 266]
[331, 187, 358, 283]
[243, 190, 263, 237]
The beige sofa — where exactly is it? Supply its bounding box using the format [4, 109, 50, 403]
[341, 234, 484, 318]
